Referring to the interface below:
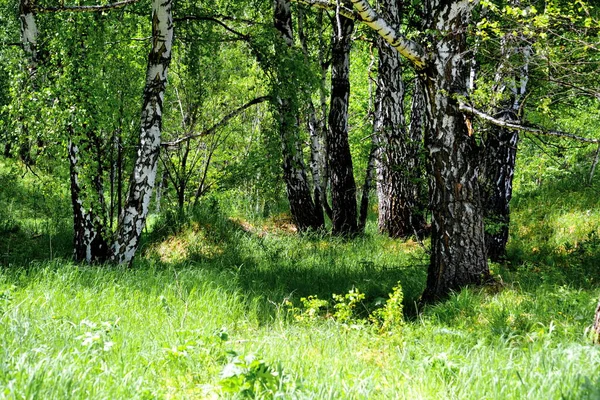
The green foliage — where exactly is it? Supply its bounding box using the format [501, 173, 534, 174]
[219, 353, 294, 399]
[370, 282, 404, 333]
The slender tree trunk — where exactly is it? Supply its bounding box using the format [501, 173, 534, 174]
[155, 170, 167, 213]
[68, 137, 108, 263]
[358, 143, 376, 231]
[116, 130, 123, 222]
[19, 0, 37, 72]
[18, 0, 38, 166]
[374, 0, 424, 238]
[327, 7, 358, 235]
[480, 36, 530, 262]
[407, 77, 427, 233]
[307, 103, 327, 223]
[419, 0, 489, 301]
[273, 0, 324, 231]
[111, 0, 173, 264]
[298, 8, 327, 224]
[317, 10, 333, 220]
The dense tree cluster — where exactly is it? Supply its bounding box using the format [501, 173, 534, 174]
[1, 0, 598, 300]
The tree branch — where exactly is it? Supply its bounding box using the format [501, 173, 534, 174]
[294, 0, 361, 20]
[459, 103, 600, 144]
[349, 0, 426, 69]
[162, 96, 271, 148]
[174, 16, 250, 40]
[34, 0, 140, 13]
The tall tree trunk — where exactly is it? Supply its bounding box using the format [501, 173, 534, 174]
[317, 10, 333, 221]
[111, 0, 173, 264]
[480, 110, 519, 262]
[480, 36, 530, 262]
[68, 137, 108, 263]
[407, 77, 427, 233]
[374, 0, 424, 238]
[19, 0, 38, 72]
[298, 8, 327, 224]
[327, 7, 358, 235]
[358, 143, 376, 231]
[419, 0, 489, 301]
[351, 0, 489, 300]
[273, 0, 324, 231]
[18, 0, 38, 166]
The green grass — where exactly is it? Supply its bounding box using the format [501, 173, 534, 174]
[1, 154, 600, 399]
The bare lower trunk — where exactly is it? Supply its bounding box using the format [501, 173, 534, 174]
[68, 139, 108, 263]
[111, 0, 173, 264]
[419, 0, 488, 301]
[327, 9, 358, 235]
[407, 77, 427, 233]
[358, 143, 376, 231]
[307, 103, 326, 224]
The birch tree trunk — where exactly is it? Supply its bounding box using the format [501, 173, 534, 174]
[419, 0, 488, 301]
[273, 0, 324, 231]
[327, 6, 358, 235]
[480, 36, 530, 262]
[352, 0, 490, 300]
[17, 0, 38, 165]
[19, 0, 38, 71]
[375, 0, 424, 238]
[407, 77, 427, 233]
[68, 137, 109, 263]
[299, 7, 328, 224]
[111, 0, 173, 264]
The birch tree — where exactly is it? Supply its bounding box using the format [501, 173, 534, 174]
[351, 0, 489, 300]
[272, 0, 324, 231]
[110, 0, 173, 264]
[374, 0, 425, 238]
[327, 0, 359, 235]
[479, 33, 531, 262]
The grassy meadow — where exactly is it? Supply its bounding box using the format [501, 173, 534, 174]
[1, 150, 600, 399]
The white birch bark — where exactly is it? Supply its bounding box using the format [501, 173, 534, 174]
[19, 0, 38, 67]
[111, 0, 173, 264]
[273, 0, 324, 231]
[349, 0, 489, 299]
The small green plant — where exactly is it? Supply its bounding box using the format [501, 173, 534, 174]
[285, 295, 329, 322]
[332, 287, 366, 324]
[219, 353, 291, 399]
[77, 318, 119, 353]
[370, 282, 404, 333]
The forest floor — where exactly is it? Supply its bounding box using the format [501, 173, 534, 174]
[1, 157, 600, 399]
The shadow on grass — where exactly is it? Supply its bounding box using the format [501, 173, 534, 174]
[507, 165, 600, 290]
[138, 203, 429, 315]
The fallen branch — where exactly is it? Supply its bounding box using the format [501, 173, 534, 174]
[162, 96, 271, 148]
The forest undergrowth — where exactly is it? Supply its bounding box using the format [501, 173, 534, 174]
[1, 156, 600, 399]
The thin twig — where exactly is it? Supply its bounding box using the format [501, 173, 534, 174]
[162, 96, 270, 148]
[459, 103, 600, 144]
[35, 0, 140, 13]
